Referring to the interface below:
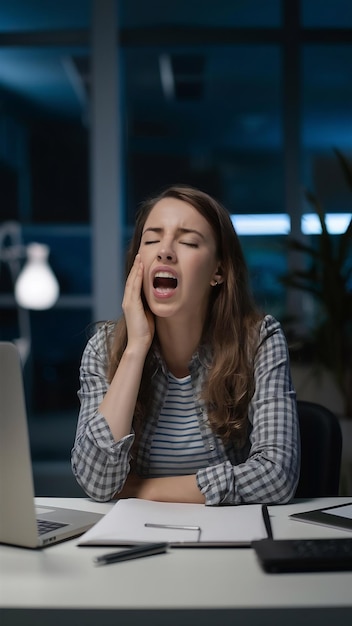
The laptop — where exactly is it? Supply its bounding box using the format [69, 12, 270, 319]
[0, 341, 103, 548]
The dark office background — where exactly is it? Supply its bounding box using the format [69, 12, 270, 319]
[0, 0, 352, 494]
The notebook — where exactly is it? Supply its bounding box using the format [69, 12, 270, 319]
[0, 341, 103, 548]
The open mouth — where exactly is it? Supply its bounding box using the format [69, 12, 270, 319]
[153, 271, 178, 291]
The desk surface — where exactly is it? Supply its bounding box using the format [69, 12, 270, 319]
[1, 497, 352, 626]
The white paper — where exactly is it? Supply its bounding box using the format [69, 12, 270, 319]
[78, 498, 267, 546]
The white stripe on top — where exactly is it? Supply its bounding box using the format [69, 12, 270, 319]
[148, 372, 208, 477]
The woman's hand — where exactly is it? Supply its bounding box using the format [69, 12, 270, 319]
[122, 254, 155, 353]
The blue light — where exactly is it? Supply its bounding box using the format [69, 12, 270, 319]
[231, 214, 291, 236]
[230, 213, 352, 236]
[301, 213, 352, 235]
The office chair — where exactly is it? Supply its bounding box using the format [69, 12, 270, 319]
[295, 400, 342, 498]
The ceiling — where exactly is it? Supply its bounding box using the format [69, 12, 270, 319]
[1, 0, 352, 208]
[0, 1, 283, 133]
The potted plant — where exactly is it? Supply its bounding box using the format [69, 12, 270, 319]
[281, 149, 352, 415]
[280, 149, 352, 493]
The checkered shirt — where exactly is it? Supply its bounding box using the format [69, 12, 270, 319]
[71, 315, 300, 505]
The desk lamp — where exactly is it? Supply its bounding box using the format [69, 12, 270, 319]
[0, 221, 59, 364]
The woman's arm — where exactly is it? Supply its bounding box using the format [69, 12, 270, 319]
[99, 254, 154, 441]
[71, 325, 136, 501]
[117, 473, 205, 503]
[196, 316, 300, 505]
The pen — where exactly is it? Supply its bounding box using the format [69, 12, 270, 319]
[93, 542, 169, 566]
[144, 523, 201, 531]
[261, 504, 273, 539]
[144, 522, 202, 541]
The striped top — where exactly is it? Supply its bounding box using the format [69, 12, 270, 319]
[149, 372, 208, 476]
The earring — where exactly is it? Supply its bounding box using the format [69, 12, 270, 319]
[212, 280, 218, 287]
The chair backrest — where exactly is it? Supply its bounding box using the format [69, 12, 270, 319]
[295, 400, 342, 498]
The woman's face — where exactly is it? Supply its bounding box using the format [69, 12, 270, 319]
[139, 197, 221, 322]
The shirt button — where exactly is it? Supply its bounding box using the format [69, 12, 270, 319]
[209, 445, 215, 451]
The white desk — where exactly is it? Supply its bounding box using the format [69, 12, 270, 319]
[1, 497, 352, 626]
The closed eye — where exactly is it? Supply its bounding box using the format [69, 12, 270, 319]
[144, 240, 160, 245]
[180, 241, 199, 248]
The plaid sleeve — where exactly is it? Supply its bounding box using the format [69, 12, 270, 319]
[196, 316, 300, 505]
[71, 325, 134, 501]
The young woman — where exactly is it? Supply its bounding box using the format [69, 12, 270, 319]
[71, 185, 300, 505]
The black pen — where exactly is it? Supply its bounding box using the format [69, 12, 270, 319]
[93, 542, 169, 566]
[261, 504, 273, 539]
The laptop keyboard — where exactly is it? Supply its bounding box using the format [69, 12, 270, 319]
[37, 518, 68, 535]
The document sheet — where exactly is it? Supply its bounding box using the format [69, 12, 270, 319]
[78, 498, 267, 546]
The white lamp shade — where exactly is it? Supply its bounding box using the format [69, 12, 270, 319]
[14, 243, 60, 310]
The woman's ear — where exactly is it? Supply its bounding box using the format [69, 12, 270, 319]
[211, 265, 224, 286]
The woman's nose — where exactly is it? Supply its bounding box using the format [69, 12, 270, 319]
[157, 242, 176, 262]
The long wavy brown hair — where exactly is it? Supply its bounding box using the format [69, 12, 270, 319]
[107, 185, 262, 446]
